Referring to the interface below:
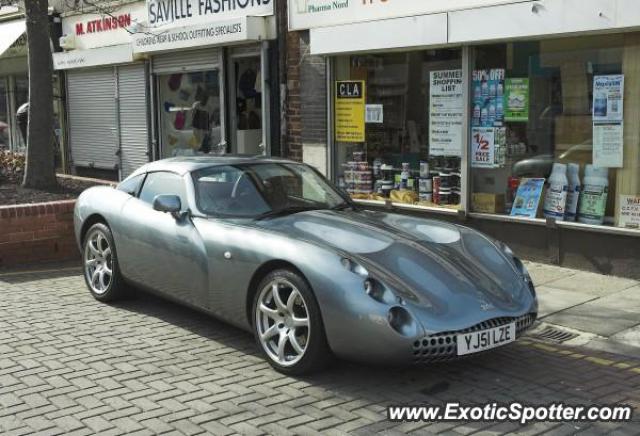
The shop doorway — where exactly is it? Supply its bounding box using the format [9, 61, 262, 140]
[228, 52, 264, 155]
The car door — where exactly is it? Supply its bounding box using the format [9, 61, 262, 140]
[118, 171, 209, 309]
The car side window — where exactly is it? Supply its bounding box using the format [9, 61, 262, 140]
[117, 174, 145, 196]
[139, 172, 187, 210]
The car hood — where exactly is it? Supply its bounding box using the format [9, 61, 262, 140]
[254, 209, 530, 318]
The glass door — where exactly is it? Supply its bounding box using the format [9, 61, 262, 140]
[228, 54, 263, 155]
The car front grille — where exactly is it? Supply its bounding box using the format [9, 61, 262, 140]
[412, 312, 537, 363]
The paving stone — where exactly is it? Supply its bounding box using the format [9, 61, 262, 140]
[0, 267, 639, 435]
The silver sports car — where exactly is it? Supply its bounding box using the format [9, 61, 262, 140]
[74, 156, 537, 374]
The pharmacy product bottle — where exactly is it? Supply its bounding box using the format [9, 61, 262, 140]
[564, 163, 581, 221]
[578, 165, 609, 225]
[543, 163, 569, 220]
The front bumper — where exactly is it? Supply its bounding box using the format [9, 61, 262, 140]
[411, 312, 537, 364]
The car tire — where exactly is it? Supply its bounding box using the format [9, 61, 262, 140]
[252, 269, 331, 375]
[82, 222, 127, 302]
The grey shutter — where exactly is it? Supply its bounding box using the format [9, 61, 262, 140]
[229, 44, 260, 58]
[152, 47, 221, 73]
[66, 68, 118, 169]
[117, 64, 149, 178]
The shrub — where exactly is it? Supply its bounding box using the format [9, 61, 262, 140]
[0, 150, 26, 184]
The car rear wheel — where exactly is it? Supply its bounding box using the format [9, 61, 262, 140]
[82, 223, 127, 302]
[253, 269, 331, 374]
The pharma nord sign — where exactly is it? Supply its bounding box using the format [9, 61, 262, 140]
[289, 0, 525, 30]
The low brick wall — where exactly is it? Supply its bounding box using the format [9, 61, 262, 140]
[0, 200, 78, 268]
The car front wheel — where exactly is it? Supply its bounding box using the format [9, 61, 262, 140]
[253, 269, 331, 374]
[82, 223, 127, 302]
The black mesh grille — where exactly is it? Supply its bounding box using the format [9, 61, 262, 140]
[412, 313, 537, 363]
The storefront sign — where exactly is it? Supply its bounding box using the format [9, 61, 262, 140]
[504, 78, 529, 122]
[471, 127, 495, 168]
[472, 68, 505, 128]
[147, 0, 273, 28]
[618, 195, 640, 229]
[132, 16, 266, 53]
[289, 0, 522, 31]
[61, 3, 147, 51]
[74, 14, 132, 35]
[510, 178, 545, 218]
[53, 44, 134, 70]
[429, 69, 463, 157]
[593, 74, 624, 168]
[335, 81, 365, 143]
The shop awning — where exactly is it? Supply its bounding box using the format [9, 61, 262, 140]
[0, 19, 25, 57]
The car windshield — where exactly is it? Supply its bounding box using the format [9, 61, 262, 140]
[192, 162, 350, 218]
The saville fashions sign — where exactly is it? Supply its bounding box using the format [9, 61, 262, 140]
[147, 0, 273, 28]
[289, 0, 524, 30]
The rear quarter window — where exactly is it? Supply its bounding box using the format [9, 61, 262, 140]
[117, 174, 145, 196]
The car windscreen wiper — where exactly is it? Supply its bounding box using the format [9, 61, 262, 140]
[254, 206, 322, 220]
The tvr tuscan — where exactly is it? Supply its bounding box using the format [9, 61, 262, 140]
[74, 156, 537, 374]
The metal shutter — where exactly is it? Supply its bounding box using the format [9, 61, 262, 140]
[229, 44, 260, 58]
[152, 47, 221, 73]
[66, 68, 118, 169]
[117, 64, 149, 178]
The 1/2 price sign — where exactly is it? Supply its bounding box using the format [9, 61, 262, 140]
[471, 127, 495, 168]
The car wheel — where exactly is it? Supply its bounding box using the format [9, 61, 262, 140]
[82, 223, 127, 302]
[253, 269, 331, 374]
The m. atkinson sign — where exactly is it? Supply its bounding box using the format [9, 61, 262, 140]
[74, 14, 132, 35]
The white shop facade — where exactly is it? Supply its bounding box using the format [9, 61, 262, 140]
[132, 0, 276, 162]
[54, 2, 150, 180]
[55, 0, 276, 180]
[289, 0, 640, 278]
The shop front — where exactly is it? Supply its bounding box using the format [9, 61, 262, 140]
[132, 0, 276, 160]
[288, 0, 640, 278]
[54, 2, 150, 180]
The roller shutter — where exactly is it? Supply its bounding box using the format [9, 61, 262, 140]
[152, 47, 221, 73]
[66, 68, 118, 169]
[117, 64, 150, 178]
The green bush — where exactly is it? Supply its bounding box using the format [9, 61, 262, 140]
[0, 150, 25, 184]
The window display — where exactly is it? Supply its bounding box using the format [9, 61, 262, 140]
[159, 70, 222, 158]
[334, 49, 463, 209]
[471, 35, 640, 229]
[0, 79, 8, 150]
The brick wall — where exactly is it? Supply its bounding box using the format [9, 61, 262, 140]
[285, 30, 329, 173]
[0, 200, 78, 268]
[286, 31, 303, 162]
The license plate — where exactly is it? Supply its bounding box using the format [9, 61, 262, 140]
[457, 323, 516, 356]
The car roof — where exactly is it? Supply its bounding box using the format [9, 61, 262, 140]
[129, 155, 300, 178]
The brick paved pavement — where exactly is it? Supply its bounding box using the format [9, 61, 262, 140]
[0, 268, 639, 435]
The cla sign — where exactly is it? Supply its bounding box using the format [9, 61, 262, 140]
[337, 81, 362, 99]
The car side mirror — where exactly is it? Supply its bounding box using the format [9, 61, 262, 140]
[153, 194, 182, 218]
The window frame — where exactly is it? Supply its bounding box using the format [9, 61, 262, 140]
[137, 170, 189, 211]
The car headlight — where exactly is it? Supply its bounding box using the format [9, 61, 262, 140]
[341, 257, 368, 277]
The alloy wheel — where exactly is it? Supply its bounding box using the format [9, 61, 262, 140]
[255, 278, 311, 367]
[84, 229, 113, 295]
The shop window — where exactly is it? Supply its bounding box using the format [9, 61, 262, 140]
[158, 71, 222, 158]
[470, 34, 640, 230]
[333, 49, 463, 210]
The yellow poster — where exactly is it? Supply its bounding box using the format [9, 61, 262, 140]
[335, 81, 365, 142]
